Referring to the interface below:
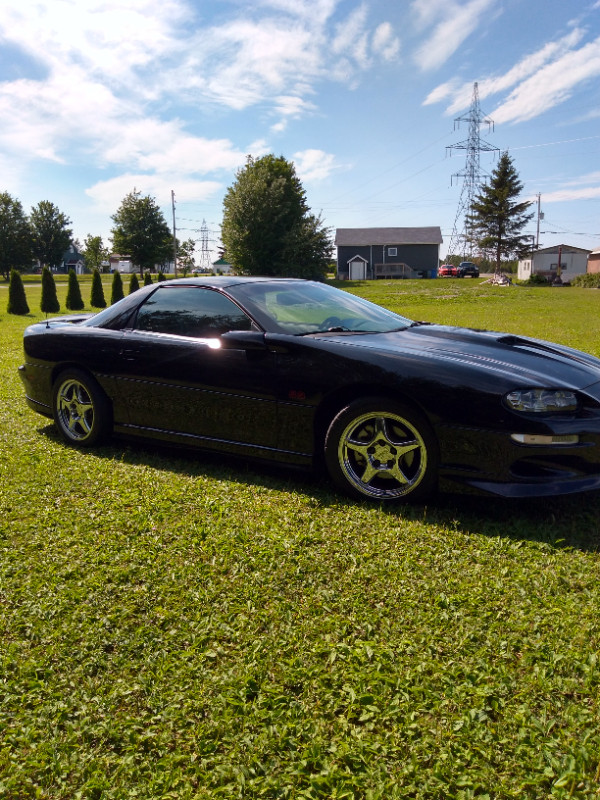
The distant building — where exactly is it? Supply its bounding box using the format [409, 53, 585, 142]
[587, 248, 600, 274]
[61, 244, 85, 274]
[518, 244, 591, 282]
[335, 227, 442, 280]
[211, 257, 234, 274]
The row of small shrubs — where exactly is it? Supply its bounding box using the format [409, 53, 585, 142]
[6, 268, 165, 316]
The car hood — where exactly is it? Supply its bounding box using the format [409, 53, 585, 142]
[321, 324, 600, 390]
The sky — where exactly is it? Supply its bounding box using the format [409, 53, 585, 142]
[1, 0, 599, 263]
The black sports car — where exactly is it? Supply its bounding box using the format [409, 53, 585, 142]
[19, 277, 600, 501]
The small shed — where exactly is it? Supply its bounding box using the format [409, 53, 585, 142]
[518, 244, 591, 282]
[335, 227, 442, 280]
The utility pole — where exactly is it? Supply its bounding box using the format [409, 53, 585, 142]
[536, 193, 543, 248]
[446, 82, 499, 258]
[171, 190, 177, 277]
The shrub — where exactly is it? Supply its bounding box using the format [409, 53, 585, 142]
[571, 273, 600, 288]
[128, 272, 140, 294]
[144, 271, 153, 286]
[90, 268, 107, 308]
[40, 266, 60, 313]
[157, 271, 166, 282]
[65, 269, 84, 310]
[110, 271, 124, 304]
[7, 269, 29, 315]
[523, 273, 549, 286]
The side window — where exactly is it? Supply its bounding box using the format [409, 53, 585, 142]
[135, 287, 253, 337]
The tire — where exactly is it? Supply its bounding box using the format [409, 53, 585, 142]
[324, 397, 438, 502]
[52, 369, 111, 447]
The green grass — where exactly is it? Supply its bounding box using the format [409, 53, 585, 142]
[1, 278, 600, 799]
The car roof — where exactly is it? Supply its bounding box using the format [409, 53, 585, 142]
[164, 276, 308, 289]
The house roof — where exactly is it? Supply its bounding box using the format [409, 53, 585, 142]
[535, 244, 592, 255]
[335, 227, 443, 246]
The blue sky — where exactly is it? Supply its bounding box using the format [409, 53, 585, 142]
[1, 0, 599, 261]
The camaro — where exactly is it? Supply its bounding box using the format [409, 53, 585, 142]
[19, 277, 600, 502]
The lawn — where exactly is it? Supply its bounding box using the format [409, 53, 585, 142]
[1, 277, 600, 799]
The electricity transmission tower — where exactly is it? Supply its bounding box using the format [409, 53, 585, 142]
[198, 219, 212, 271]
[446, 82, 499, 257]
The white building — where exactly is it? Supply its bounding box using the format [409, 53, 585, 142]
[518, 244, 591, 282]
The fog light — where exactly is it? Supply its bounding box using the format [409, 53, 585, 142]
[511, 433, 579, 445]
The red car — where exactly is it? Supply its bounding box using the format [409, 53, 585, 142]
[438, 264, 459, 277]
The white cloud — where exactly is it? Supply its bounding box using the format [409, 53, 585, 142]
[86, 174, 222, 215]
[412, 0, 495, 71]
[293, 149, 338, 181]
[493, 36, 600, 123]
[424, 27, 600, 124]
[542, 186, 600, 202]
[372, 22, 400, 61]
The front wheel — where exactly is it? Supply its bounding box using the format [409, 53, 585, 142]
[324, 398, 438, 501]
[52, 369, 111, 447]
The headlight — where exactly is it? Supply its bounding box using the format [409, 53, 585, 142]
[504, 389, 578, 413]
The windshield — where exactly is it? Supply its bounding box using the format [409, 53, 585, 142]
[228, 281, 412, 335]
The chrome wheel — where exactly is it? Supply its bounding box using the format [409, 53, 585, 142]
[325, 399, 437, 501]
[52, 369, 111, 447]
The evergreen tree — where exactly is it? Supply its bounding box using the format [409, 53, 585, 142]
[111, 271, 124, 304]
[40, 266, 60, 314]
[144, 271, 153, 286]
[221, 154, 332, 279]
[65, 269, 84, 310]
[466, 152, 534, 273]
[128, 272, 140, 294]
[7, 268, 29, 315]
[157, 271, 166, 282]
[90, 268, 107, 308]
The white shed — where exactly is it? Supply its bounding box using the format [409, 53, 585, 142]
[518, 245, 591, 282]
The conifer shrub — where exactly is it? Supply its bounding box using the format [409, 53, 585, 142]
[111, 271, 124, 304]
[40, 266, 60, 314]
[7, 269, 30, 315]
[144, 271, 153, 286]
[90, 268, 107, 308]
[129, 272, 140, 294]
[157, 271, 166, 282]
[65, 269, 84, 310]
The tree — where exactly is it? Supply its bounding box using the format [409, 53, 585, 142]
[128, 272, 140, 294]
[83, 234, 109, 273]
[90, 268, 106, 308]
[111, 271, 124, 304]
[177, 238, 196, 275]
[0, 192, 33, 280]
[221, 154, 332, 279]
[66, 269, 84, 310]
[7, 268, 29, 314]
[30, 201, 73, 269]
[111, 190, 173, 274]
[466, 152, 534, 273]
[40, 265, 60, 313]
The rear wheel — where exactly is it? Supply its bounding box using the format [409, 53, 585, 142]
[324, 397, 438, 501]
[52, 369, 111, 447]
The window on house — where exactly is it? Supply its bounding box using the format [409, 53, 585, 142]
[388, 247, 397, 257]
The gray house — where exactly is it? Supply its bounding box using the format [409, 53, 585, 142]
[335, 227, 443, 280]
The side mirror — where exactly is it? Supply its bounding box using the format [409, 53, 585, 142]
[220, 330, 267, 350]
